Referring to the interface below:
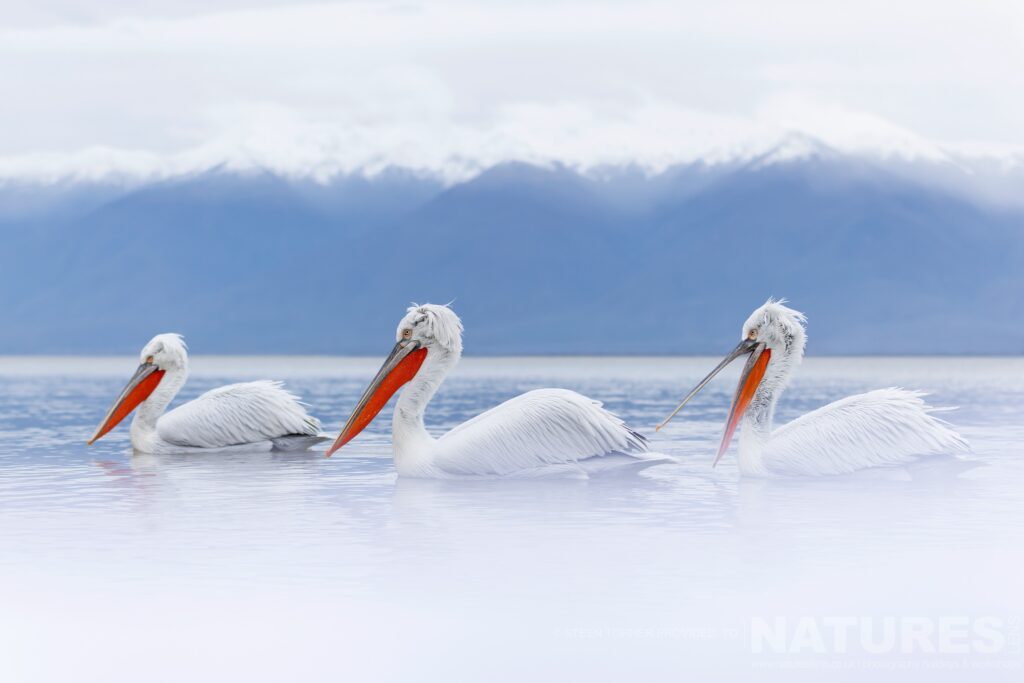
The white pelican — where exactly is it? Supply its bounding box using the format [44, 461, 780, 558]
[657, 299, 970, 476]
[325, 304, 656, 477]
[88, 333, 326, 453]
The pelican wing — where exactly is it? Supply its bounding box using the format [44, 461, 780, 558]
[764, 388, 970, 476]
[434, 389, 648, 476]
[157, 381, 322, 449]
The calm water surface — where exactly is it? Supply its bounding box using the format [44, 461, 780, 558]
[1, 356, 1022, 681]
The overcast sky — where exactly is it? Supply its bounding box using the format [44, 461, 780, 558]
[2, 0, 1023, 180]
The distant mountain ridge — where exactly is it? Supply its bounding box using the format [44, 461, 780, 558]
[1, 150, 1022, 354]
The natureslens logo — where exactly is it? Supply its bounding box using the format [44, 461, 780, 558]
[750, 616, 1021, 670]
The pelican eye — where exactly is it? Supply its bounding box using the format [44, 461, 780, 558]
[747, 329, 758, 341]
[401, 328, 412, 340]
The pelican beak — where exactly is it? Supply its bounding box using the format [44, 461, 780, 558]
[325, 339, 428, 457]
[87, 359, 165, 444]
[656, 338, 771, 466]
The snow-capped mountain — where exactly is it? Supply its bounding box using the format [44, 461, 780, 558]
[1, 145, 1022, 354]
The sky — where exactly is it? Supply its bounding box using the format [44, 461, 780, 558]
[2, 0, 1023, 181]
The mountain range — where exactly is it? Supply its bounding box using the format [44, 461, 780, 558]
[1, 143, 1022, 355]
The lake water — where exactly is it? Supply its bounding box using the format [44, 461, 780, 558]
[1, 356, 1022, 681]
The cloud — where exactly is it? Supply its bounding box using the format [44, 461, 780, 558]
[1, 1, 1023, 182]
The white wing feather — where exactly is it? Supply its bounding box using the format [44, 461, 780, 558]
[157, 380, 321, 449]
[764, 388, 970, 476]
[433, 389, 648, 476]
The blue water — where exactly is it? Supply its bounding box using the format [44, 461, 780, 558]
[1, 356, 1022, 681]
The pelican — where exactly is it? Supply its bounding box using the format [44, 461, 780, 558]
[88, 333, 326, 453]
[325, 304, 657, 477]
[657, 299, 970, 476]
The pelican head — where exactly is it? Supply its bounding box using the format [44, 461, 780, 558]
[395, 303, 464, 357]
[325, 304, 463, 456]
[657, 299, 807, 465]
[741, 299, 807, 366]
[140, 333, 189, 371]
[87, 333, 188, 444]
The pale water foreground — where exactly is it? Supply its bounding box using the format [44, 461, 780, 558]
[1, 356, 1022, 682]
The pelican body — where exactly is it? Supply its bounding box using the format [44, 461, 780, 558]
[326, 304, 654, 478]
[659, 300, 969, 476]
[89, 334, 326, 453]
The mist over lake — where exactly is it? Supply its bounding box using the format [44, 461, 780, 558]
[2, 356, 1021, 681]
